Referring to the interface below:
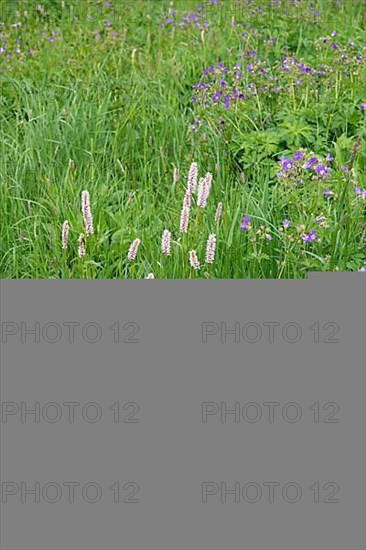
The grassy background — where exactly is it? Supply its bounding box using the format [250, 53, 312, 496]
[0, 0, 365, 278]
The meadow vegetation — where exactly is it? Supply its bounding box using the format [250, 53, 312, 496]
[0, 0, 365, 278]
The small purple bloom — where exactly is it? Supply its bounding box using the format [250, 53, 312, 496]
[266, 234, 273, 241]
[355, 186, 366, 199]
[316, 216, 325, 224]
[324, 188, 332, 198]
[304, 156, 318, 169]
[360, 103, 366, 110]
[241, 215, 251, 232]
[315, 165, 330, 177]
[293, 151, 303, 161]
[282, 159, 293, 171]
[283, 219, 292, 228]
[359, 267, 366, 272]
[301, 230, 318, 243]
[325, 153, 334, 162]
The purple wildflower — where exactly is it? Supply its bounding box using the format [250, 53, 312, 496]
[360, 103, 366, 110]
[280, 156, 293, 171]
[301, 230, 318, 243]
[241, 215, 251, 232]
[283, 219, 292, 228]
[355, 187, 366, 199]
[304, 156, 318, 169]
[293, 151, 304, 161]
[324, 188, 332, 198]
[315, 165, 331, 177]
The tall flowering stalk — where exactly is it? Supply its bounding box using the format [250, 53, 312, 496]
[81, 190, 94, 236]
[161, 229, 171, 256]
[187, 161, 198, 195]
[62, 220, 69, 250]
[78, 234, 86, 258]
[180, 199, 190, 233]
[205, 234, 216, 264]
[197, 172, 212, 208]
[128, 238, 141, 261]
[214, 202, 222, 223]
[189, 250, 200, 270]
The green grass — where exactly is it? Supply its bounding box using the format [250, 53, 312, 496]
[0, 0, 365, 278]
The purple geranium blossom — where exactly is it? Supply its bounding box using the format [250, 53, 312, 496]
[304, 157, 318, 169]
[354, 186, 366, 199]
[315, 165, 331, 177]
[281, 157, 293, 171]
[301, 230, 318, 243]
[241, 215, 251, 231]
[293, 151, 304, 161]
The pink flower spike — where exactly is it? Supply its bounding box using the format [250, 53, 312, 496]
[128, 238, 141, 261]
[81, 190, 94, 236]
[214, 202, 222, 223]
[187, 161, 198, 195]
[197, 172, 212, 208]
[180, 203, 190, 234]
[161, 229, 171, 256]
[62, 220, 69, 249]
[78, 233, 86, 258]
[189, 249, 200, 270]
[205, 233, 216, 264]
